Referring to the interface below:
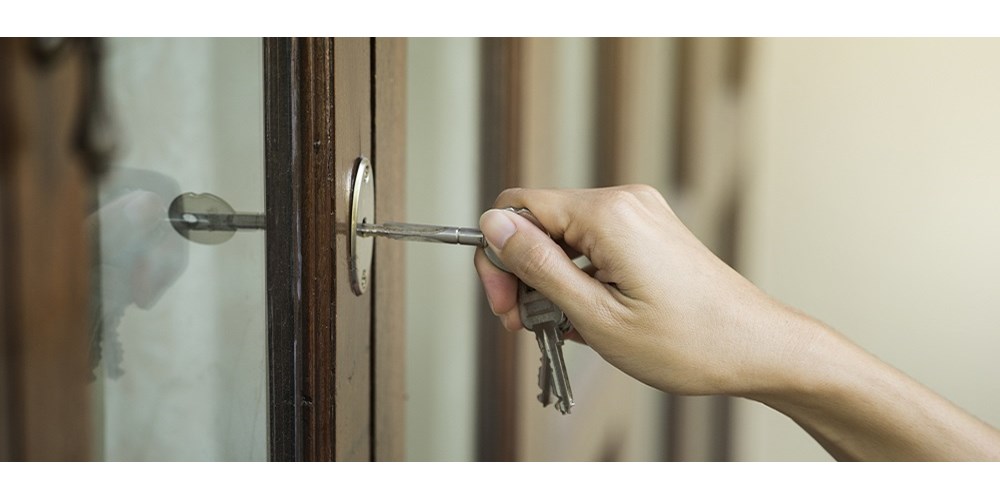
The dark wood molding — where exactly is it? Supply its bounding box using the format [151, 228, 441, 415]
[265, 37, 386, 462]
[263, 37, 304, 461]
[476, 37, 523, 462]
[0, 37, 94, 461]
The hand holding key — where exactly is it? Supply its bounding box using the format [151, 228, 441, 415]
[474, 185, 794, 398]
[475, 185, 1000, 461]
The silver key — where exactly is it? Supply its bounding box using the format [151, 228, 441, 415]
[518, 280, 574, 415]
[354, 207, 579, 414]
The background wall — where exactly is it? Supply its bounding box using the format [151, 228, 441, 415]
[735, 38, 1000, 460]
[404, 38, 481, 461]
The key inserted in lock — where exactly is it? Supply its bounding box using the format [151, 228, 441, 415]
[167, 156, 588, 297]
[167, 192, 265, 245]
[166, 156, 377, 296]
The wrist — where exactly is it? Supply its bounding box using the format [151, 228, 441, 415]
[732, 300, 845, 405]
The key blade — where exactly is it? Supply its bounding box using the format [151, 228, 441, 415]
[541, 325, 574, 415]
[535, 331, 553, 406]
[357, 222, 485, 247]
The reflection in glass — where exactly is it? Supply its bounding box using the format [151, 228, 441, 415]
[92, 38, 266, 460]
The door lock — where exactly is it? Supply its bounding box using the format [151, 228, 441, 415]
[167, 156, 376, 296]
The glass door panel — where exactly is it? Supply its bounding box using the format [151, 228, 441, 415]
[92, 38, 266, 460]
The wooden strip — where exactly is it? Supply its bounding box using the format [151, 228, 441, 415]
[0, 39, 12, 462]
[372, 37, 406, 461]
[265, 37, 379, 461]
[296, 37, 338, 460]
[595, 38, 624, 188]
[0, 38, 93, 460]
[476, 37, 522, 461]
[332, 37, 372, 461]
[263, 37, 304, 461]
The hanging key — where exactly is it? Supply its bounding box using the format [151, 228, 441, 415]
[518, 275, 574, 414]
[358, 208, 580, 414]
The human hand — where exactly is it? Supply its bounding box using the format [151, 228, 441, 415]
[474, 185, 810, 397]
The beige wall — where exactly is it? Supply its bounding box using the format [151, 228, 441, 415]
[736, 38, 1000, 460]
[404, 38, 480, 461]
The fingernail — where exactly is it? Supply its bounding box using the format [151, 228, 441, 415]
[485, 292, 498, 315]
[480, 209, 517, 250]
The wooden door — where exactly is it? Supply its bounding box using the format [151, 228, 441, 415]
[263, 37, 406, 461]
[0, 38, 98, 461]
[0, 37, 406, 462]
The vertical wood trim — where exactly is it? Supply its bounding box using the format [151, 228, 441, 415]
[266, 37, 379, 462]
[298, 38, 338, 461]
[371, 37, 406, 461]
[595, 38, 624, 189]
[332, 38, 373, 461]
[0, 40, 11, 461]
[672, 37, 695, 192]
[476, 37, 522, 462]
[0, 38, 93, 461]
[264, 37, 304, 461]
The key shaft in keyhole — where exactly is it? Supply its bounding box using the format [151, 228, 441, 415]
[167, 192, 265, 245]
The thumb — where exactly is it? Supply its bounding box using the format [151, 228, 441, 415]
[479, 209, 607, 321]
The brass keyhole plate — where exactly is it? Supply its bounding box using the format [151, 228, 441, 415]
[349, 156, 375, 295]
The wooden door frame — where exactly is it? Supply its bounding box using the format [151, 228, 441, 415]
[0, 38, 97, 461]
[0, 37, 406, 462]
[263, 37, 405, 461]
[476, 38, 523, 461]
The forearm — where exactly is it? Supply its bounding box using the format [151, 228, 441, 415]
[747, 311, 1000, 461]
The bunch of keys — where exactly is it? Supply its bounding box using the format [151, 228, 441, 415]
[357, 208, 576, 414]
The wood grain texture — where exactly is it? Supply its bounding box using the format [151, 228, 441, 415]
[267, 37, 397, 462]
[0, 38, 93, 460]
[298, 37, 338, 462]
[332, 38, 372, 461]
[372, 38, 406, 461]
[476, 38, 523, 461]
[264, 37, 304, 461]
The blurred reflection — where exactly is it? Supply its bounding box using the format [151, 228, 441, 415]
[90, 168, 185, 378]
[93, 38, 266, 461]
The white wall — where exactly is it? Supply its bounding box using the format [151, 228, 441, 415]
[404, 38, 480, 461]
[736, 38, 1000, 460]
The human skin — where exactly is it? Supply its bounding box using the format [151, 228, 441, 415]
[473, 185, 1000, 461]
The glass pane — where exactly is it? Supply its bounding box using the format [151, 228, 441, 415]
[92, 38, 266, 460]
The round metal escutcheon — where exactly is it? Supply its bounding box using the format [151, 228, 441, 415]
[349, 157, 375, 295]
